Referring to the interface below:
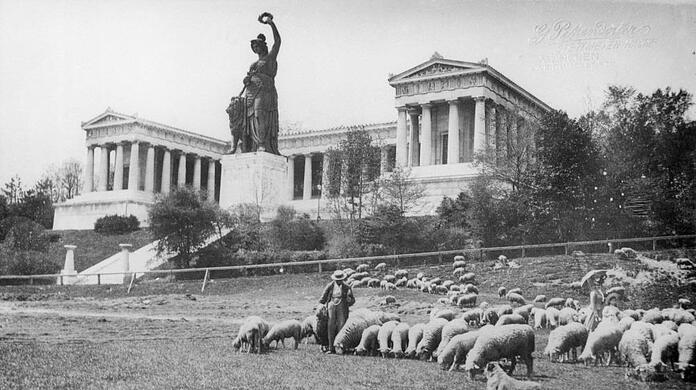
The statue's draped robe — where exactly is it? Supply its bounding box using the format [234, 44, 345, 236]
[245, 56, 279, 155]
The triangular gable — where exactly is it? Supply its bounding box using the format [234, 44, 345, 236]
[388, 57, 485, 84]
[82, 109, 136, 128]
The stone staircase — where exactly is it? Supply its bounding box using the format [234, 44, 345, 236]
[66, 229, 230, 285]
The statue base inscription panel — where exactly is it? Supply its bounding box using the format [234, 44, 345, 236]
[219, 152, 288, 219]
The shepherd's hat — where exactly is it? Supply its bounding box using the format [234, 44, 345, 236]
[331, 270, 346, 281]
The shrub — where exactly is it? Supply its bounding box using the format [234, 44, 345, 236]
[94, 214, 140, 235]
[265, 206, 325, 251]
[3, 218, 50, 252]
[0, 247, 61, 277]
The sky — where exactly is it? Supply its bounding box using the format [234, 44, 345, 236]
[1, 0, 695, 187]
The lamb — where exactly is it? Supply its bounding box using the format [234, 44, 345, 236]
[533, 295, 547, 303]
[496, 314, 528, 326]
[484, 361, 542, 390]
[457, 293, 478, 308]
[377, 320, 400, 358]
[558, 307, 578, 325]
[415, 317, 449, 361]
[544, 322, 589, 362]
[546, 307, 560, 328]
[618, 327, 653, 367]
[498, 286, 508, 298]
[383, 295, 397, 305]
[433, 319, 469, 359]
[464, 324, 535, 379]
[354, 324, 381, 356]
[460, 308, 483, 327]
[545, 297, 565, 309]
[649, 331, 679, 370]
[233, 316, 270, 354]
[565, 298, 580, 310]
[579, 319, 623, 366]
[404, 323, 425, 359]
[390, 322, 410, 358]
[437, 326, 491, 371]
[531, 308, 547, 329]
[678, 323, 696, 380]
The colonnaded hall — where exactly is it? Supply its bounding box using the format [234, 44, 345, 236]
[53, 54, 551, 230]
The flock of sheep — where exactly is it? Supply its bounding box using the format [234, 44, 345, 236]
[232, 254, 696, 387]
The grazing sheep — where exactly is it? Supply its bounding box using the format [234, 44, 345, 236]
[642, 309, 663, 324]
[649, 331, 679, 370]
[579, 319, 623, 366]
[430, 277, 443, 285]
[457, 293, 478, 308]
[620, 309, 641, 321]
[495, 304, 514, 318]
[460, 308, 483, 327]
[531, 308, 547, 329]
[460, 272, 476, 284]
[545, 297, 565, 309]
[679, 298, 692, 309]
[618, 327, 653, 367]
[416, 272, 425, 280]
[406, 278, 418, 289]
[630, 321, 654, 343]
[367, 278, 380, 288]
[464, 324, 535, 379]
[435, 285, 449, 295]
[300, 315, 316, 343]
[354, 324, 381, 356]
[453, 259, 466, 269]
[395, 269, 408, 279]
[654, 322, 677, 340]
[383, 274, 396, 284]
[390, 322, 410, 358]
[416, 318, 449, 361]
[559, 307, 578, 325]
[233, 316, 270, 354]
[385, 282, 397, 291]
[314, 305, 329, 349]
[430, 307, 457, 321]
[375, 262, 387, 271]
[438, 297, 451, 305]
[382, 295, 397, 305]
[438, 326, 491, 371]
[570, 281, 583, 290]
[463, 283, 479, 294]
[482, 308, 500, 326]
[602, 305, 620, 320]
[356, 264, 370, 273]
[484, 361, 542, 389]
[544, 322, 589, 362]
[508, 288, 522, 296]
[618, 316, 636, 333]
[334, 316, 380, 354]
[496, 314, 527, 326]
[377, 321, 399, 358]
[662, 308, 696, 325]
[678, 324, 696, 380]
[434, 319, 469, 359]
[514, 304, 534, 322]
[405, 323, 425, 359]
[453, 267, 467, 277]
[533, 295, 547, 303]
[606, 286, 625, 297]
[351, 271, 370, 280]
[449, 284, 461, 292]
[498, 286, 508, 298]
[395, 277, 408, 288]
[546, 307, 560, 328]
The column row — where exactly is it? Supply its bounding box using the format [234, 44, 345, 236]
[84, 142, 219, 201]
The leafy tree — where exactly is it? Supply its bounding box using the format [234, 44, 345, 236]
[266, 205, 324, 251]
[377, 167, 425, 214]
[2, 175, 24, 205]
[436, 192, 472, 229]
[11, 190, 54, 229]
[148, 187, 229, 268]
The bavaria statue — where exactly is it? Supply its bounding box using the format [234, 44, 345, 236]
[226, 12, 281, 155]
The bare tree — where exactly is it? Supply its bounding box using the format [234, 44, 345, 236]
[59, 159, 83, 200]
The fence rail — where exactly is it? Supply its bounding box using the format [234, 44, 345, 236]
[1, 234, 694, 290]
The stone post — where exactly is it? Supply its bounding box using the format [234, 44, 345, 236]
[193, 155, 201, 190]
[119, 243, 132, 284]
[178, 152, 187, 188]
[98, 145, 109, 191]
[62, 245, 77, 276]
[207, 159, 216, 201]
[395, 106, 408, 167]
[409, 111, 420, 167]
[113, 143, 124, 190]
[447, 99, 460, 164]
[145, 144, 155, 192]
[287, 155, 295, 200]
[161, 149, 171, 194]
[128, 141, 140, 191]
[303, 154, 312, 200]
[420, 103, 432, 166]
[85, 146, 94, 193]
[473, 96, 487, 157]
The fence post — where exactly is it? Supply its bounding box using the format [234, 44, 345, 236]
[29, 277, 34, 285]
[201, 268, 210, 293]
[479, 249, 484, 261]
[318, 263, 323, 273]
[521, 247, 526, 258]
[608, 242, 613, 254]
[395, 255, 400, 267]
[127, 273, 136, 294]
[97, 274, 101, 285]
[564, 243, 569, 255]
[60, 275, 64, 286]
[119, 243, 133, 285]
[652, 239, 657, 251]
[438, 252, 443, 264]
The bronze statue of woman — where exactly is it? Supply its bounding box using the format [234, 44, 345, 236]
[243, 12, 281, 155]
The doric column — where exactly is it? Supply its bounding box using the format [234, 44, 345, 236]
[303, 154, 312, 200]
[113, 143, 124, 190]
[395, 106, 408, 167]
[98, 145, 109, 192]
[321, 153, 330, 196]
[177, 152, 187, 188]
[193, 155, 201, 190]
[207, 158, 216, 201]
[447, 99, 460, 164]
[409, 111, 420, 167]
[84, 146, 94, 193]
[473, 96, 487, 157]
[161, 149, 171, 194]
[128, 141, 140, 191]
[489, 104, 497, 163]
[287, 155, 295, 200]
[380, 146, 389, 174]
[144, 144, 155, 192]
[420, 103, 432, 166]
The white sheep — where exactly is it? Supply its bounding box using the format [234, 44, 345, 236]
[531, 308, 547, 329]
[678, 323, 696, 380]
[390, 322, 410, 358]
[618, 327, 653, 367]
[496, 313, 527, 326]
[354, 324, 381, 356]
[642, 309, 663, 324]
[662, 308, 696, 325]
[618, 316, 636, 333]
[484, 361, 542, 389]
[620, 309, 641, 321]
[415, 317, 449, 361]
[416, 272, 425, 280]
[460, 272, 476, 284]
[433, 319, 469, 360]
[464, 324, 535, 379]
[334, 315, 379, 354]
[449, 284, 461, 292]
[649, 331, 679, 370]
[507, 292, 526, 306]
[508, 287, 522, 296]
[498, 286, 507, 298]
[430, 307, 456, 321]
[544, 322, 588, 362]
[367, 278, 380, 288]
[375, 262, 387, 271]
[300, 314, 316, 344]
[513, 304, 534, 323]
[546, 307, 560, 328]
[482, 307, 500, 326]
[630, 321, 655, 342]
[533, 295, 547, 303]
[406, 278, 418, 289]
[453, 258, 466, 269]
[602, 305, 620, 320]
[404, 323, 425, 359]
[395, 277, 408, 288]
[453, 267, 466, 277]
[437, 326, 491, 371]
[579, 318, 623, 366]
[356, 263, 370, 273]
[545, 297, 565, 309]
[558, 307, 578, 325]
[565, 297, 580, 310]
[438, 297, 450, 306]
[233, 316, 270, 354]
[395, 269, 408, 279]
[679, 298, 691, 309]
[653, 322, 677, 340]
[384, 282, 397, 291]
[377, 320, 399, 358]
[456, 293, 478, 308]
[460, 308, 483, 327]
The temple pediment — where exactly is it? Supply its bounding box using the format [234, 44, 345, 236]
[388, 57, 485, 85]
[82, 109, 136, 129]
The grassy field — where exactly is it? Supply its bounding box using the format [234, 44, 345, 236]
[1, 251, 695, 389]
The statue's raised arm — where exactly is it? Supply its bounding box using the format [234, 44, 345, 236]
[258, 12, 280, 60]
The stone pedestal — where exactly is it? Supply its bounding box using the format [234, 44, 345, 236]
[62, 245, 77, 276]
[219, 152, 288, 220]
[119, 243, 132, 285]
